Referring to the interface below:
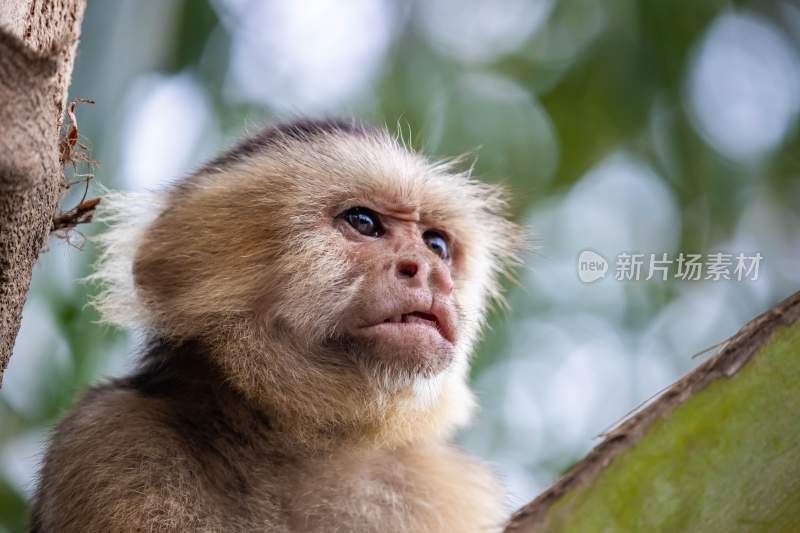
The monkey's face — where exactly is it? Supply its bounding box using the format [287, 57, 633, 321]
[131, 125, 520, 416]
[330, 205, 459, 378]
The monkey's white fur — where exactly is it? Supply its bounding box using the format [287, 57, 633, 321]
[86, 189, 163, 332]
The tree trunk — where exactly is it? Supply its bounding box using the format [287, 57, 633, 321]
[505, 291, 800, 532]
[0, 0, 85, 386]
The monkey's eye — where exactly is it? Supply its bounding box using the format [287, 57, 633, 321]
[423, 230, 450, 260]
[340, 207, 384, 237]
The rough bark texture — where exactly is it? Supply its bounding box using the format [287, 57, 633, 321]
[0, 0, 86, 386]
[505, 290, 800, 532]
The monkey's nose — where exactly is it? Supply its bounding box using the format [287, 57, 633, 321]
[397, 260, 419, 278]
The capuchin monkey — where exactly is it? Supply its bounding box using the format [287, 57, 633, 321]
[31, 119, 522, 532]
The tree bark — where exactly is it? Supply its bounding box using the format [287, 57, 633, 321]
[505, 291, 800, 532]
[0, 0, 86, 386]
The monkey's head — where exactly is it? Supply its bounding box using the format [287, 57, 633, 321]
[95, 120, 521, 449]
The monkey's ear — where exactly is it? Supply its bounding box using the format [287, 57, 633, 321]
[86, 189, 164, 332]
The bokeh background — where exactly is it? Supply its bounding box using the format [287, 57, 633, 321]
[3, 0, 800, 529]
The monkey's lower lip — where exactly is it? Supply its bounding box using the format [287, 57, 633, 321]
[361, 312, 453, 343]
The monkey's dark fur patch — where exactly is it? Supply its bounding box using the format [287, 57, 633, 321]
[108, 339, 273, 479]
[202, 118, 371, 174]
[126, 337, 210, 397]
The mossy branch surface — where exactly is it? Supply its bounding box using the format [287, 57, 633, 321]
[507, 291, 800, 532]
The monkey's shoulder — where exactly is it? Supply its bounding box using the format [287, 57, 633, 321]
[45, 380, 193, 462]
[32, 382, 281, 532]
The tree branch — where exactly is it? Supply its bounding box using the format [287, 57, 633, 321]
[0, 0, 86, 386]
[506, 291, 800, 532]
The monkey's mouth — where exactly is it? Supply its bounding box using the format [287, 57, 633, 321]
[373, 311, 453, 343]
[383, 311, 438, 327]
